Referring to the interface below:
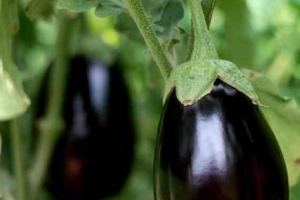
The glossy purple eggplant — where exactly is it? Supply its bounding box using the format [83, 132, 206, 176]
[35, 56, 135, 200]
[154, 79, 288, 200]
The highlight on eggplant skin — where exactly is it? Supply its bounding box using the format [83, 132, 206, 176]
[34, 55, 135, 200]
[154, 79, 289, 200]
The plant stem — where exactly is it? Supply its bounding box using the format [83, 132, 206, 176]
[188, 0, 218, 61]
[10, 119, 28, 200]
[29, 11, 75, 199]
[185, 0, 217, 61]
[122, 0, 172, 80]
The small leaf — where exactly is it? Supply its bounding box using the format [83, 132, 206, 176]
[57, 0, 125, 15]
[155, 0, 184, 41]
[161, 27, 184, 67]
[141, 0, 166, 22]
[246, 70, 300, 186]
[215, 59, 260, 104]
[116, 13, 143, 41]
[95, 0, 125, 17]
[116, 0, 184, 43]
[57, 0, 98, 12]
[0, 61, 30, 120]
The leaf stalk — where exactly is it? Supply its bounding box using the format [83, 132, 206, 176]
[122, 0, 172, 80]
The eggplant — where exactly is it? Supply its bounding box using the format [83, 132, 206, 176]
[154, 79, 288, 200]
[35, 56, 135, 200]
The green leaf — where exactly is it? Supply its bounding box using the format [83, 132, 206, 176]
[116, 0, 184, 43]
[155, 0, 184, 41]
[95, 0, 125, 17]
[245, 70, 300, 186]
[161, 27, 184, 67]
[57, 0, 125, 15]
[57, 0, 98, 12]
[141, 0, 166, 22]
[116, 13, 143, 40]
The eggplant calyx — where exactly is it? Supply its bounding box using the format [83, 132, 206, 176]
[164, 59, 261, 106]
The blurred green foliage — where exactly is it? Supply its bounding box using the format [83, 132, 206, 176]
[0, 0, 299, 199]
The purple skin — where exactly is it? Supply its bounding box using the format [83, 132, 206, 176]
[35, 56, 135, 200]
[154, 79, 288, 200]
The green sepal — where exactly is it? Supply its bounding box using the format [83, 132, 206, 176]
[164, 59, 260, 106]
[215, 59, 260, 105]
[164, 60, 217, 105]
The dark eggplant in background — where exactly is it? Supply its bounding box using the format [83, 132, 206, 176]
[154, 79, 289, 200]
[34, 56, 135, 200]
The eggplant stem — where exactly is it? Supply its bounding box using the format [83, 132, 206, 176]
[188, 0, 218, 61]
[185, 0, 217, 61]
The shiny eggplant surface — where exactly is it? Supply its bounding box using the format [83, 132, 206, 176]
[154, 79, 288, 200]
[35, 56, 135, 200]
